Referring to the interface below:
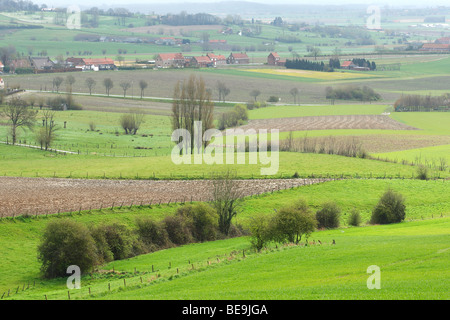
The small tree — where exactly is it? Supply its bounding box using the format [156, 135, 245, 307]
[2, 98, 37, 145]
[249, 215, 271, 252]
[135, 217, 171, 251]
[36, 109, 58, 151]
[120, 81, 131, 97]
[119, 109, 145, 135]
[139, 80, 148, 99]
[211, 170, 244, 236]
[347, 208, 362, 227]
[37, 219, 98, 279]
[103, 78, 114, 96]
[271, 199, 317, 244]
[53, 76, 64, 93]
[85, 77, 96, 95]
[416, 164, 429, 180]
[316, 201, 341, 229]
[290, 88, 299, 104]
[370, 189, 406, 224]
[249, 89, 261, 102]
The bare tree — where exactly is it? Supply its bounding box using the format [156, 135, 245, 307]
[120, 81, 131, 97]
[85, 77, 96, 95]
[139, 80, 148, 99]
[36, 110, 58, 150]
[210, 170, 244, 236]
[119, 109, 145, 135]
[290, 88, 300, 105]
[2, 98, 37, 145]
[53, 76, 64, 93]
[311, 47, 321, 61]
[217, 81, 230, 103]
[103, 78, 114, 96]
[172, 74, 215, 153]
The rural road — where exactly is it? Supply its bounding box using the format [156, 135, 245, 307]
[0, 176, 331, 217]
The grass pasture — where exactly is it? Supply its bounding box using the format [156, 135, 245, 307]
[0, 179, 448, 299]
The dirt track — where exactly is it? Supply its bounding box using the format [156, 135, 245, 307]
[0, 177, 329, 217]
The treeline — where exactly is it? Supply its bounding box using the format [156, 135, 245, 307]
[0, 0, 41, 12]
[394, 94, 450, 112]
[37, 202, 245, 278]
[325, 85, 381, 102]
[285, 59, 328, 72]
[0, 24, 44, 30]
[160, 12, 221, 26]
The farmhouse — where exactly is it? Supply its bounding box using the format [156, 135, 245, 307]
[155, 53, 185, 68]
[190, 56, 212, 68]
[267, 52, 286, 66]
[340, 61, 358, 69]
[0, 78, 4, 89]
[227, 52, 250, 65]
[0, 61, 3, 72]
[30, 57, 55, 70]
[207, 53, 227, 67]
[419, 43, 450, 52]
[83, 58, 116, 71]
[66, 57, 86, 69]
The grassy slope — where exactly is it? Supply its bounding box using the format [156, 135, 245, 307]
[1, 179, 449, 298]
[7, 218, 450, 300]
[102, 218, 449, 300]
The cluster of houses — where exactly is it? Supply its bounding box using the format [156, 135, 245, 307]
[155, 52, 250, 68]
[4, 56, 117, 74]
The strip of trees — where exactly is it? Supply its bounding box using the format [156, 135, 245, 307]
[171, 74, 214, 153]
[394, 94, 450, 112]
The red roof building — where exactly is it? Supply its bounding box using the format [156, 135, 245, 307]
[207, 53, 227, 67]
[83, 58, 116, 70]
[267, 52, 285, 66]
[420, 43, 450, 52]
[190, 56, 212, 68]
[155, 53, 185, 68]
[227, 52, 250, 65]
[341, 61, 357, 69]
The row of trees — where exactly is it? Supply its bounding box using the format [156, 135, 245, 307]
[394, 94, 450, 112]
[325, 85, 381, 102]
[50, 76, 149, 99]
[285, 58, 329, 72]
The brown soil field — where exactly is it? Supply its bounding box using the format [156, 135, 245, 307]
[0, 177, 329, 217]
[232, 115, 419, 133]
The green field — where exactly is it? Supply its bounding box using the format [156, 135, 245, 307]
[1, 179, 449, 299]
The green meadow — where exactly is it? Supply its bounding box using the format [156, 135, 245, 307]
[1, 179, 449, 300]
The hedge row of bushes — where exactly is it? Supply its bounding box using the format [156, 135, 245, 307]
[38, 203, 243, 279]
[249, 189, 406, 251]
